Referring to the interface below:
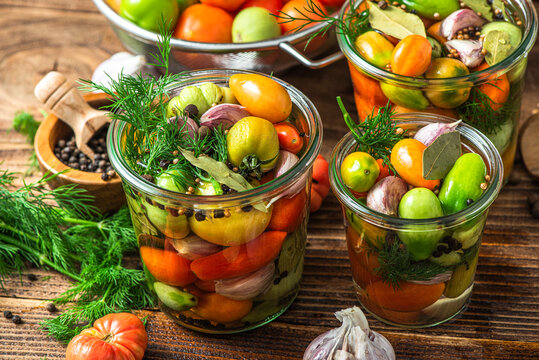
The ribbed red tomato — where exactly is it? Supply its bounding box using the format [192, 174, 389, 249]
[66, 313, 148, 360]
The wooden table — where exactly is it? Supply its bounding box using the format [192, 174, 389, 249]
[0, 1, 538, 359]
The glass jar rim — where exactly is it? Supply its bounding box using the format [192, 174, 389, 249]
[329, 113, 504, 230]
[107, 69, 322, 205]
[337, 0, 538, 89]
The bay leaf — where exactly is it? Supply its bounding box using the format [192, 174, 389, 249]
[483, 30, 514, 66]
[368, 4, 426, 40]
[179, 148, 268, 213]
[461, 0, 493, 21]
[422, 131, 462, 180]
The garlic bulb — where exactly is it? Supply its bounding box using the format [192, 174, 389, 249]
[303, 307, 395, 360]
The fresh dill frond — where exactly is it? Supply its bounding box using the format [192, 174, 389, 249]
[11, 111, 42, 174]
[457, 85, 519, 134]
[209, 125, 228, 163]
[337, 97, 404, 172]
[368, 236, 451, 288]
[276, 0, 370, 47]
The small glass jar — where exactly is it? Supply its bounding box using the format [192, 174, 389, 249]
[337, 0, 537, 183]
[329, 113, 503, 328]
[108, 69, 322, 333]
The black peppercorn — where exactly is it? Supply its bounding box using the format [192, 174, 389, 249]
[241, 205, 253, 212]
[27, 274, 37, 281]
[3, 310, 13, 319]
[12, 315, 22, 324]
[213, 209, 225, 218]
[532, 202, 539, 219]
[184, 104, 199, 118]
[184, 208, 194, 218]
[101, 172, 108, 181]
[46, 303, 57, 313]
[377, 0, 388, 9]
[194, 211, 206, 221]
[466, 198, 474, 205]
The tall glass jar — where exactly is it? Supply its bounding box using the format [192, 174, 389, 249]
[108, 69, 322, 333]
[337, 0, 537, 183]
[329, 114, 503, 327]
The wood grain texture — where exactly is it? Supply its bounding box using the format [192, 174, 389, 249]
[0, 0, 538, 359]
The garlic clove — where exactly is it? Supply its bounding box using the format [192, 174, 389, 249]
[215, 261, 275, 301]
[366, 176, 409, 216]
[304, 306, 395, 360]
[168, 116, 199, 139]
[171, 233, 222, 261]
[441, 9, 487, 40]
[409, 271, 453, 285]
[413, 120, 461, 146]
[445, 40, 484, 68]
[274, 150, 299, 178]
[199, 103, 250, 130]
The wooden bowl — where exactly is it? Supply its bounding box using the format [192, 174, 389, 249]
[34, 93, 125, 213]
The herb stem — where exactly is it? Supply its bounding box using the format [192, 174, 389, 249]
[0, 233, 82, 282]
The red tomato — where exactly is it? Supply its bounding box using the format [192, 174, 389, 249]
[66, 313, 147, 360]
[173, 4, 233, 43]
[279, 0, 327, 34]
[140, 241, 196, 286]
[319, 0, 346, 7]
[268, 191, 307, 232]
[310, 155, 330, 212]
[241, 0, 283, 15]
[274, 123, 304, 154]
[200, 0, 246, 12]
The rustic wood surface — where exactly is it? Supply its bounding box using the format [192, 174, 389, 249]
[0, 0, 538, 359]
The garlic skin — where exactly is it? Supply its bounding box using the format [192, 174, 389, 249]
[366, 176, 408, 216]
[304, 306, 395, 360]
[413, 120, 462, 146]
[215, 261, 275, 301]
[199, 104, 250, 130]
[441, 10, 487, 40]
[171, 234, 222, 261]
[445, 40, 484, 68]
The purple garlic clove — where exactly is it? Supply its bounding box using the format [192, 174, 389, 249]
[274, 150, 299, 178]
[199, 103, 250, 130]
[441, 9, 487, 40]
[168, 116, 199, 139]
[171, 234, 222, 261]
[414, 120, 462, 146]
[366, 176, 408, 216]
[445, 40, 484, 68]
[215, 261, 275, 300]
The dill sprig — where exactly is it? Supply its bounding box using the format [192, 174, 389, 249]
[457, 86, 519, 134]
[11, 111, 42, 175]
[337, 97, 404, 172]
[0, 171, 154, 342]
[276, 0, 370, 46]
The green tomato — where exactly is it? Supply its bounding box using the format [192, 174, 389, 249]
[395, 0, 459, 20]
[220, 86, 239, 104]
[166, 86, 210, 119]
[227, 116, 280, 172]
[380, 82, 429, 110]
[156, 169, 194, 193]
[438, 153, 487, 215]
[340, 152, 380, 192]
[199, 82, 224, 107]
[145, 202, 189, 239]
[397, 188, 444, 260]
[120, 0, 179, 32]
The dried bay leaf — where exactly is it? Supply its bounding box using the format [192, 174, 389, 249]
[179, 148, 267, 212]
[422, 131, 462, 180]
[483, 30, 514, 66]
[368, 4, 426, 40]
[461, 0, 493, 21]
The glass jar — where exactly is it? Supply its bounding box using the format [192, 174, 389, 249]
[329, 113, 503, 328]
[337, 0, 537, 183]
[108, 69, 322, 333]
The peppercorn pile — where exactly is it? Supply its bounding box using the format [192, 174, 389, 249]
[53, 127, 116, 180]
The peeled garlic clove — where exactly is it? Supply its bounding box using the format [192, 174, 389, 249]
[199, 103, 250, 130]
[414, 120, 461, 146]
[168, 116, 199, 139]
[215, 262, 275, 301]
[441, 9, 487, 40]
[171, 234, 222, 261]
[445, 40, 484, 68]
[366, 176, 408, 216]
[304, 306, 395, 360]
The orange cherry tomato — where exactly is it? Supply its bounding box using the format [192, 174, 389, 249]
[348, 62, 388, 108]
[310, 154, 329, 212]
[173, 4, 233, 43]
[191, 293, 253, 323]
[390, 139, 440, 190]
[241, 0, 283, 15]
[427, 21, 446, 45]
[140, 243, 196, 287]
[365, 281, 446, 312]
[353, 91, 382, 122]
[274, 123, 304, 154]
[279, 0, 327, 34]
[229, 73, 292, 123]
[200, 0, 246, 12]
[66, 313, 148, 360]
[105, 0, 121, 13]
[374, 158, 392, 182]
[391, 35, 432, 76]
[475, 62, 510, 111]
[268, 190, 306, 232]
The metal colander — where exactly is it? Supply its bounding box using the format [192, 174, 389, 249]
[92, 0, 344, 73]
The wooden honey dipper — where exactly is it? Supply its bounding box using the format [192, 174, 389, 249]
[34, 71, 110, 158]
